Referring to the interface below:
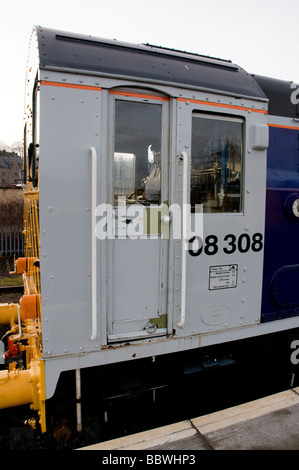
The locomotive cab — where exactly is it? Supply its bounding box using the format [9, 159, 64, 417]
[2, 26, 299, 442]
[31, 29, 268, 367]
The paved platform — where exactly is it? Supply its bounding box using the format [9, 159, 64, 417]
[79, 387, 299, 450]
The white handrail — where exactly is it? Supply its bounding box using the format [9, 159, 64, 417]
[90, 147, 97, 340]
[178, 151, 188, 328]
[75, 369, 82, 432]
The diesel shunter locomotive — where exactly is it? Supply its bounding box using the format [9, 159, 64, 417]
[0, 26, 299, 445]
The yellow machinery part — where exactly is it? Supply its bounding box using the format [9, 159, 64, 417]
[0, 303, 19, 325]
[0, 358, 46, 432]
[0, 187, 47, 432]
[14, 257, 35, 274]
[0, 298, 46, 431]
[0, 363, 38, 408]
[20, 294, 41, 320]
[0, 295, 41, 325]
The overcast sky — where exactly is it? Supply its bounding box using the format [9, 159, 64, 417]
[1, 0, 298, 146]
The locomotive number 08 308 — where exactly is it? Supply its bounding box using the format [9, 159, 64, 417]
[188, 233, 264, 257]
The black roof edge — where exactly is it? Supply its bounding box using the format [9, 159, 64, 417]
[55, 33, 238, 72]
[253, 74, 299, 118]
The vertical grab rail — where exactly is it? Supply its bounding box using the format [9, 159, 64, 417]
[178, 152, 188, 328]
[90, 147, 97, 340]
[75, 369, 82, 432]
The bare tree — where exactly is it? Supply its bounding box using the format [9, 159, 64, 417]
[0, 141, 11, 152]
[11, 141, 23, 158]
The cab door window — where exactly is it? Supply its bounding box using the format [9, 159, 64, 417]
[114, 99, 162, 205]
[191, 113, 243, 213]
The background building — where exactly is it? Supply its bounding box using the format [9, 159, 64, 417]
[0, 151, 22, 187]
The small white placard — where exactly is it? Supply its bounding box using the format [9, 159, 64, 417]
[209, 264, 238, 290]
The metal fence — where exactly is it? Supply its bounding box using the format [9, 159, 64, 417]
[0, 227, 24, 257]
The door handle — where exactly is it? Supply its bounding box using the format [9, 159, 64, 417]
[178, 151, 188, 328]
[161, 215, 171, 225]
[90, 147, 97, 341]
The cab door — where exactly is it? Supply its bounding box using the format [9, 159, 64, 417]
[105, 89, 171, 342]
[176, 98, 268, 336]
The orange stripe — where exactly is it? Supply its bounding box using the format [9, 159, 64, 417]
[177, 97, 267, 114]
[40, 81, 102, 91]
[109, 90, 170, 101]
[268, 123, 299, 130]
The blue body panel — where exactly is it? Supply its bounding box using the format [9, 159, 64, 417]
[261, 126, 299, 321]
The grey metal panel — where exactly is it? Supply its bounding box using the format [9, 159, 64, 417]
[39, 80, 102, 357]
[36, 72, 270, 398]
[111, 239, 161, 334]
[174, 98, 268, 336]
[34, 26, 266, 100]
[43, 313, 299, 399]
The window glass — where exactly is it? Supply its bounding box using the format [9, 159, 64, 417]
[191, 114, 243, 213]
[114, 100, 162, 205]
[27, 78, 40, 187]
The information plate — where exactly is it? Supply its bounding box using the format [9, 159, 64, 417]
[209, 264, 238, 290]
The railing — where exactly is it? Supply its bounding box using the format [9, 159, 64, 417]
[0, 226, 24, 257]
[23, 189, 40, 295]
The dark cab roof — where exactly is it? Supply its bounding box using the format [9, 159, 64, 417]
[34, 26, 266, 100]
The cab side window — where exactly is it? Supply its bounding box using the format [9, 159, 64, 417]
[191, 113, 243, 213]
[24, 78, 40, 187]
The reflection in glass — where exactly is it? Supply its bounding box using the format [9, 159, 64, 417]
[114, 153, 136, 196]
[191, 114, 243, 213]
[114, 100, 162, 205]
